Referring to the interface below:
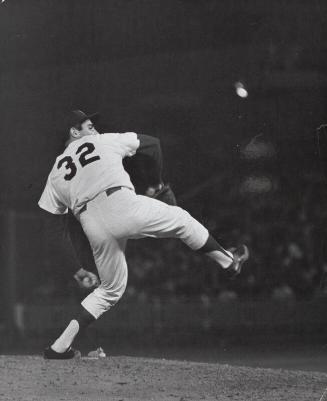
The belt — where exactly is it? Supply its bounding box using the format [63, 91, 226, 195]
[79, 186, 123, 215]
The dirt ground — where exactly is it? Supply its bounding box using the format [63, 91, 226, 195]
[0, 355, 326, 401]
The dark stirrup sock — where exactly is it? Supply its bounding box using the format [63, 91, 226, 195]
[198, 234, 233, 260]
[76, 305, 96, 330]
[50, 305, 96, 353]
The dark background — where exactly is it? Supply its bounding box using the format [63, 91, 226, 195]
[1, 0, 326, 209]
[1, 0, 327, 366]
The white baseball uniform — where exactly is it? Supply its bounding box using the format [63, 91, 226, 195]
[39, 133, 209, 319]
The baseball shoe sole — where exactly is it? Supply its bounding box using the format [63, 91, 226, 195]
[227, 244, 249, 278]
[43, 346, 81, 360]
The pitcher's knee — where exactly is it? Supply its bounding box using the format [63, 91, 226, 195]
[174, 207, 192, 232]
[174, 206, 209, 250]
[81, 276, 127, 319]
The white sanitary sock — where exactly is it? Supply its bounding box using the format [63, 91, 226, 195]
[51, 320, 80, 353]
[206, 250, 234, 268]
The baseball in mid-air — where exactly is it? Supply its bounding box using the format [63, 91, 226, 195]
[234, 81, 248, 98]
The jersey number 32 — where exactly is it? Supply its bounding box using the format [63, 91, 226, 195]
[57, 142, 100, 181]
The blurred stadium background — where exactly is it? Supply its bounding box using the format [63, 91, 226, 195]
[1, 0, 327, 370]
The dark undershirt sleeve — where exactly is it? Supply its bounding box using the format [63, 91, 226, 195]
[123, 134, 163, 193]
[64, 210, 97, 274]
[136, 134, 163, 184]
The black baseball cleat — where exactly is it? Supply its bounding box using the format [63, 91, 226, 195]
[226, 245, 249, 278]
[43, 346, 81, 360]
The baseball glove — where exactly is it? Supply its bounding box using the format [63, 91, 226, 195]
[74, 268, 100, 291]
[146, 183, 177, 206]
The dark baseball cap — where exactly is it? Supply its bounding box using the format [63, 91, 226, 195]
[68, 109, 99, 129]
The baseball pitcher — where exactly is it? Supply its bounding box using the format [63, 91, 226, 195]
[39, 110, 249, 359]
[66, 126, 176, 357]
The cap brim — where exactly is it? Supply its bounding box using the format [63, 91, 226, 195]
[82, 112, 99, 124]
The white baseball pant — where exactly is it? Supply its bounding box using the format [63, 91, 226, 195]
[78, 187, 209, 319]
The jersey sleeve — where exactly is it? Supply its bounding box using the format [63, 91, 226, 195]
[100, 132, 140, 157]
[38, 178, 68, 215]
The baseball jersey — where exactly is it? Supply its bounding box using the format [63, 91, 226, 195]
[39, 132, 140, 215]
